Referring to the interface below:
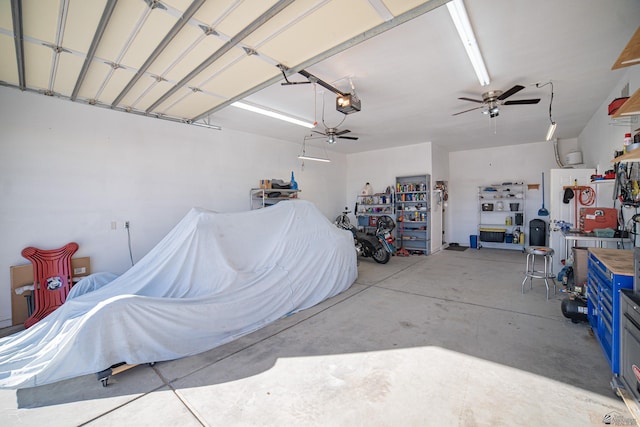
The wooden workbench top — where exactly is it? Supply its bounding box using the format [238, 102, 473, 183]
[588, 248, 634, 276]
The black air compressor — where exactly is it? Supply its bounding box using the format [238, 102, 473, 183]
[561, 296, 588, 323]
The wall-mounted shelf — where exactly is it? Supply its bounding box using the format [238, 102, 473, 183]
[611, 146, 640, 163]
[611, 26, 640, 70]
[250, 188, 299, 209]
[611, 27, 640, 119]
[612, 88, 640, 119]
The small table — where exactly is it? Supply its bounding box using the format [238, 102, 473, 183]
[562, 229, 629, 258]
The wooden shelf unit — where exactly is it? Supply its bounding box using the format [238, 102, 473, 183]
[611, 26, 640, 70]
[611, 146, 640, 163]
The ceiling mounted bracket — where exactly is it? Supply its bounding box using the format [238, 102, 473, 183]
[298, 69, 346, 97]
[198, 25, 218, 36]
[144, 0, 167, 11]
[42, 43, 70, 54]
[278, 64, 311, 86]
[278, 65, 361, 114]
[243, 47, 258, 56]
[105, 62, 123, 70]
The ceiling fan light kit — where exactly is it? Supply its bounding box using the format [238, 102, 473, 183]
[313, 127, 359, 144]
[453, 85, 541, 117]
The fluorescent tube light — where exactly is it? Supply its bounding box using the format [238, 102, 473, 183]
[545, 122, 557, 141]
[231, 101, 315, 128]
[298, 154, 331, 163]
[447, 0, 490, 86]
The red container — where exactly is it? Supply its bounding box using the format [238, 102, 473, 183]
[608, 97, 629, 115]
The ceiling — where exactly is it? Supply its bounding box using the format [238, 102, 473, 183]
[1, 0, 639, 155]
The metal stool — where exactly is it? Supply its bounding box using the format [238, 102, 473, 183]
[522, 246, 556, 300]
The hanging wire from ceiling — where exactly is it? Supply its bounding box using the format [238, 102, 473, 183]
[298, 133, 331, 167]
[321, 93, 346, 130]
[537, 81, 557, 140]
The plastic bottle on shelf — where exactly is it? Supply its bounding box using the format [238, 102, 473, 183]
[361, 182, 373, 195]
[624, 133, 633, 152]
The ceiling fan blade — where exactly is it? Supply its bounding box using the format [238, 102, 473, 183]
[503, 98, 541, 105]
[339, 136, 359, 140]
[497, 85, 525, 100]
[452, 106, 484, 116]
[312, 130, 327, 136]
[458, 97, 484, 103]
[335, 129, 351, 136]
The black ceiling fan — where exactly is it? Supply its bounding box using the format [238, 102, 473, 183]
[312, 127, 359, 144]
[453, 85, 541, 117]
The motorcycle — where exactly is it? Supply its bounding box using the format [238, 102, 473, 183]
[334, 207, 396, 264]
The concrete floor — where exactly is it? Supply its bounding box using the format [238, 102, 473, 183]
[0, 248, 632, 426]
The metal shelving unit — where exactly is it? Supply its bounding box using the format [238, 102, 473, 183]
[355, 193, 395, 233]
[395, 175, 430, 255]
[250, 188, 300, 209]
[478, 182, 526, 250]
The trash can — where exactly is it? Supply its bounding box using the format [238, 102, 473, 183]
[470, 235, 478, 249]
[529, 219, 546, 246]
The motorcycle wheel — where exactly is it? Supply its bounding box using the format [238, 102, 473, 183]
[372, 248, 390, 264]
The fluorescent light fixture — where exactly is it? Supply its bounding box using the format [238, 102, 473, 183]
[299, 134, 331, 162]
[231, 101, 315, 128]
[298, 154, 331, 163]
[545, 122, 557, 141]
[447, 0, 490, 86]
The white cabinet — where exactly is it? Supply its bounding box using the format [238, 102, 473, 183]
[250, 188, 299, 209]
[478, 182, 525, 250]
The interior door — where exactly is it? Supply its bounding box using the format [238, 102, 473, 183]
[548, 168, 594, 274]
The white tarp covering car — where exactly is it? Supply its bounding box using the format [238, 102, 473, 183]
[0, 200, 357, 388]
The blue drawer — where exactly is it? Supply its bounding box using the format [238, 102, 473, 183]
[587, 250, 633, 374]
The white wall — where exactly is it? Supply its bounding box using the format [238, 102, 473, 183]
[346, 142, 452, 253]
[0, 87, 348, 327]
[445, 66, 640, 249]
[578, 66, 640, 243]
[580, 66, 640, 170]
[448, 141, 559, 246]
[346, 142, 433, 206]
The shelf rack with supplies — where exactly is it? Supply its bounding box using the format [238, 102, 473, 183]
[250, 188, 300, 210]
[478, 182, 526, 250]
[395, 175, 430, 255]
[356, 192, 395, 232]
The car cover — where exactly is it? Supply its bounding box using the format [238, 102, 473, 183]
[0, 200, 357, 388]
